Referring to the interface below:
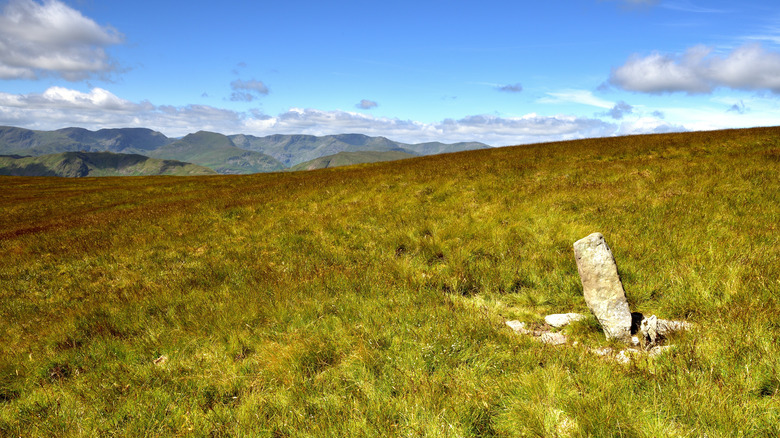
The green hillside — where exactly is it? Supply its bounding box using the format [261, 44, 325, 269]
[1, 127, 779, 436]
[229, 133, 488, 166]
[0, 126, 171, 156]
[149, 131, 284, 174]
[0, 151, 216, 177]
[288, 150, 417, 171]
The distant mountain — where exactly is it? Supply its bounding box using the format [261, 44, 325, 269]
[288, 150, 418, 171]
[229, 133, 489, 167]
[401, 141, 490, 155]
[0, 152, 216, 177]
[0, 126, 171, 156]
[230, 133, 412, 167]
[148, 131, 284, 174]
[0, 126, 490, 174]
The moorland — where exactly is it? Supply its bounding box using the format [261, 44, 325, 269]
[1, 127, 778, 436]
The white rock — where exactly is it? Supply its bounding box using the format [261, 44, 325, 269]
[545, 313, 587, 328]
[615, 348, 642, 364]
[539, 332, 567, 345]
[506, 320, 529, 334]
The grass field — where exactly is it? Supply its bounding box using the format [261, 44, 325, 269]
[1, 127, 779, 436]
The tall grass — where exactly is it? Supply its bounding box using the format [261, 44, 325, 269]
[1, 127, 779, 436]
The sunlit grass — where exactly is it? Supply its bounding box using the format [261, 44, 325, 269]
[1, 127, 779, 436]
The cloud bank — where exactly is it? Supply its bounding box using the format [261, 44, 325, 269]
[610, 43, 780, 94]
[0, 0, 123, 80]
[0, 86, 690, 146]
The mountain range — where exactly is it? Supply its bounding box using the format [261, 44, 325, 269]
[0, 151, 215, 177]
[0, 126, 490, 176]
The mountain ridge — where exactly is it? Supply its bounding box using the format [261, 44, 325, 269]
[0, 126, 491, 175]
[0, 151, 216, 177]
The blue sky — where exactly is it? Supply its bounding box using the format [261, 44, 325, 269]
[1, 0, 779, 145]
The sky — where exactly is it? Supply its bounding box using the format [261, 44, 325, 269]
[1, 0, 779, 146]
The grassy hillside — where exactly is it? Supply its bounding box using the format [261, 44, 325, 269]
[0, 151, 216, 177]
[288, 150, 417, 171]
[1, 127, 779, 436]
[149, 131, 284, 174]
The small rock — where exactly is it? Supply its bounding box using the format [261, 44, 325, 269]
[573, 233, 633, 342]
[640, 315, 693, 346]
[615, 348, 642, 364]
[640, 314, 659, 345]
[544, 313, 587, 328]
[631, 336, 640, 346]
[506, 320, 529, 334]
[592, 347, 613, 356]
[539, 332, 567, 345]
[153, 355, 168, 365]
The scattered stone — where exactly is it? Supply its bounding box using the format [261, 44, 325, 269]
[506, 320, 529, 334]
[639, 314, 694, 346]
[544, 313, 587, 328]
[631, 336, 640, 346]
[540, 332, 567, 345]
[573, 233, 633, 342]
[615, 348, 642, 364]
[592, 347, 613, 356]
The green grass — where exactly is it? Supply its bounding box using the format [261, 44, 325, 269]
[1, 127, 779, 436]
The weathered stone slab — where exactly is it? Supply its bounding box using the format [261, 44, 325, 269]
[573, 233, 632, 342]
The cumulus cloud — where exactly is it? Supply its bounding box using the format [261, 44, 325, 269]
[610, 43, 780, 94]
[0, 86, 696, 146]
[356, 99, 378, 109]
[0, 0, 123, 80]
[0, 87, 243, 135]
[497, 83, 523, 93]
[245, 108, 620, 146]
[230, 79, 269, 102]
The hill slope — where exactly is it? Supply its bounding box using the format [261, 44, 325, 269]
[149, 131, 284, 174]
[0, 151, 217, 177]
[230, 132, 488, 166]
[288, 150, 417, 171]
[1, 127, 779, 435]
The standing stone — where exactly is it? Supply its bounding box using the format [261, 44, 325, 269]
[573, 233, 632, 342]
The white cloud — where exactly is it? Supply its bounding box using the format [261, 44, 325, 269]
[0, 0, 123, 80]
[610, 43, 780, 94]
[0, 87, 242, 135]
[0, 86, 701, 146]
[539, 89, 614, 109]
